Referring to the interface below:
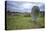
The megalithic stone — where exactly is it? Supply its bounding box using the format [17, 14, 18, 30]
[31, 6, 40, 21]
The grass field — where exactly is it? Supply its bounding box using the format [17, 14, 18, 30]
[6, 15, 44, 30]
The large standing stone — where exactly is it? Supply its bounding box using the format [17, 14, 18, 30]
[31, 6, 40, 21]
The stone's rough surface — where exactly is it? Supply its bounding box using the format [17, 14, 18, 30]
[31, 6, 40, 21]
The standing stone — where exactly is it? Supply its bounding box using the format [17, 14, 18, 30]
[31, 6, 40, 22]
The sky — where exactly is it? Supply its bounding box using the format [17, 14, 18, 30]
[6, 1, 45, 13]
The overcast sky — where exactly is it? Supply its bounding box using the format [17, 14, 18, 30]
[6, 1, 45, 12]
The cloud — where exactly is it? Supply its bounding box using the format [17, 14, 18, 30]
[7, 1, 45, 12]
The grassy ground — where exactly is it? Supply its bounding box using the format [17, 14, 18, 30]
[6, 15, 44, 30]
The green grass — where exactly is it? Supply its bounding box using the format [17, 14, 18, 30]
[6, 15, 44, 30]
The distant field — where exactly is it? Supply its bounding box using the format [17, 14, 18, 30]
[6, 15, 44, 30]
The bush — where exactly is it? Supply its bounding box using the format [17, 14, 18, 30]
[24, 14, 31, 17]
